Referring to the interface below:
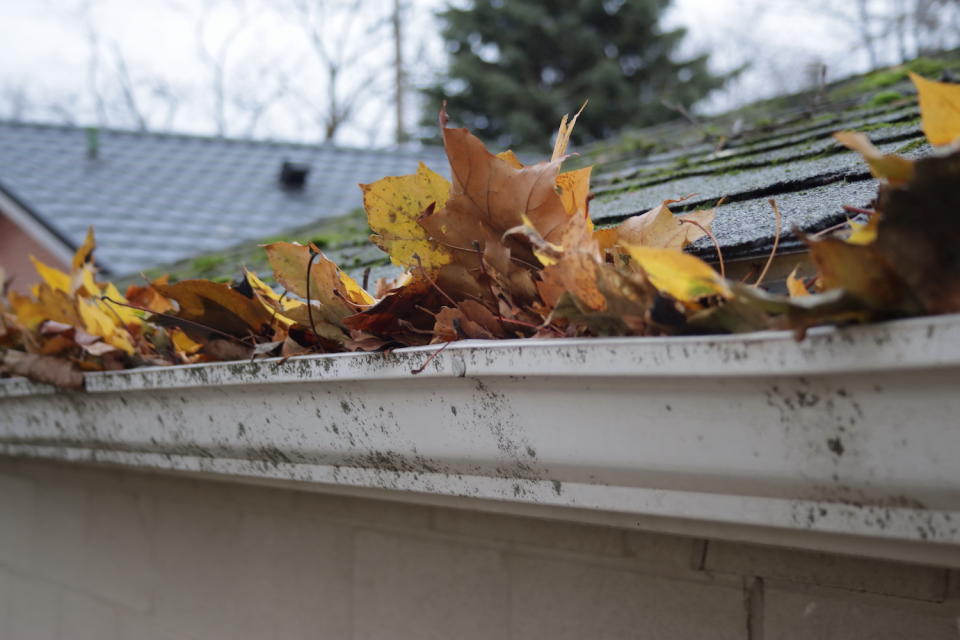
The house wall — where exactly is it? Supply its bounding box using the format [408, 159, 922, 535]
[0, 213, 68, 293]
[0, 457, 957, 640]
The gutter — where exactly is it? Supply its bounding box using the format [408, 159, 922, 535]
[2, 314, 959, 567]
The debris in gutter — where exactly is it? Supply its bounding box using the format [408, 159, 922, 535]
[2, 74, 960, 389]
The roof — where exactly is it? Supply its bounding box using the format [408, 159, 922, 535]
[146, 54, 958, 286]
[586, 56, 960, 261]
[0, 121, 447, 276]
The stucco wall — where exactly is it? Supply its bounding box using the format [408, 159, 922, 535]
[0, 457, 957, 640]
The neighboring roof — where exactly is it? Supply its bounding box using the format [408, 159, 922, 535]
[0, 121, 447, 276]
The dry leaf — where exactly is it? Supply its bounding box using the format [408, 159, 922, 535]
[361, 162, 452, 269]
[834, 131, 914, 186]
[624, 245, 727, 301]
[910, 72, 960, 146]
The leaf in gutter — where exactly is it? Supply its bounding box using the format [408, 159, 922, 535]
[0, 349, 84, 390]
[361, 162, 452, 269]
[786, 266, 810, 297]
[834, 131, 914, 186]
[846, 216, 879, 245]
[624, 245, 728, 301]
[910, 71, 960, 146]
[72, 227, 97, 270]
[873, 149, 960, 313]
[30, 257, 71, 294]
[595, 198, 714, 253]
[803, 234, 919, 313]
[151, 279, 277, 341]
[264, 242, 374, 321]
[125, 276, 175, 314]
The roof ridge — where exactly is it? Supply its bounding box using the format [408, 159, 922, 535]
[0, 118, 443, 159]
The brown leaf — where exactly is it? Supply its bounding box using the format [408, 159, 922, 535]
[873, 149, 960, 313]
[151, 279, 276, 341]
[0, 349, 85, 390]
[596, 198, 714, 253]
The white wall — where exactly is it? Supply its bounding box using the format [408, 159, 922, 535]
[0, 457, 957, 640]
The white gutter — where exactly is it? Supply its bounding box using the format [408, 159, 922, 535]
[2, 314, 960, 567]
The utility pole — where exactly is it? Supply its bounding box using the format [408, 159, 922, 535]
[393, 0, 406, 144]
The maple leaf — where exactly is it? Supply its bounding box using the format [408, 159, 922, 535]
[361, 162, 452, 269]
[595, 198, 715, 253]
[263, 242, 374, 343]
[151, 279, 277, 347]
[910, 72, 960, 146]
[624, 246, 728, 302]
[834, 131, 914, 186]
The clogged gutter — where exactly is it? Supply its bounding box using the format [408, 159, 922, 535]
[2, 73, 960, 391]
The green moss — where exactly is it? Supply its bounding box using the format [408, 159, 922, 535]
[191, 255, 226, 274]
[858, 69, 907, 91]
[867, 90, 904, 107]
[906, 57, 946, 77]
[896, 138, 927, 154]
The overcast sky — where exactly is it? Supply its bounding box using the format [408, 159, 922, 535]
[0, 0, 909, 147]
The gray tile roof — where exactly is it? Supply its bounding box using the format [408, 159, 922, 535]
[0, 121, 447, 276]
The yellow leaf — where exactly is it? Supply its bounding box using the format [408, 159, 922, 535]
[625, 245, 728, 301]
[846, 216, 879, 246]
[361, 162, 452, 269]
[495, 150, 524, 169]
[910, 71, 960, 146]
[152, 279, 277, 339]
[8, 290, 47, 329]
[72, 227, 96, 270]
[78, 298, 135, 355]
[170, 327, 202, 355]
[30, 256, 71, 293]
[551, 101, 587, 162]
[834, 131, 914, 186]
[73, 264, 100, 297]
[786, 266, 810, 298]
[101, 282, 142, 326]
[263, 242, 373, 329]
[556, 166, 593, 219]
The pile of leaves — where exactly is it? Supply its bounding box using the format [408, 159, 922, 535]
[2, 73, 959, 390]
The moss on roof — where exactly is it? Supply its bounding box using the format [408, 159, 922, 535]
[139, 50, 960, 286]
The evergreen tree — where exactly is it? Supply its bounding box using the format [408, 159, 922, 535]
[422, 0, 727, 149]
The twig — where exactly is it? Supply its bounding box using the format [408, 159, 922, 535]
[100, 296, 253, 346]
[812, 220, 851, 238]
[841, 205, 877, 216]
[305, 251, 320, 336]
[362, 266, 371, 291]
[411, 340, 451, 375]
[414, 255, 458, 307]
[680, 219, 725, 278]
[754, 199, 783, 287]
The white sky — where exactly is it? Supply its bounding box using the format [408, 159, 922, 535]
[0, 0, 913, 147]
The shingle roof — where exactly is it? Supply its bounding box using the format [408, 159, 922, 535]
[0, 122, 447, 276]
[587, 87, 933, 262]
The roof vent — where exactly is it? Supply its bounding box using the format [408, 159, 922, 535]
[279, 160, 310, 189]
